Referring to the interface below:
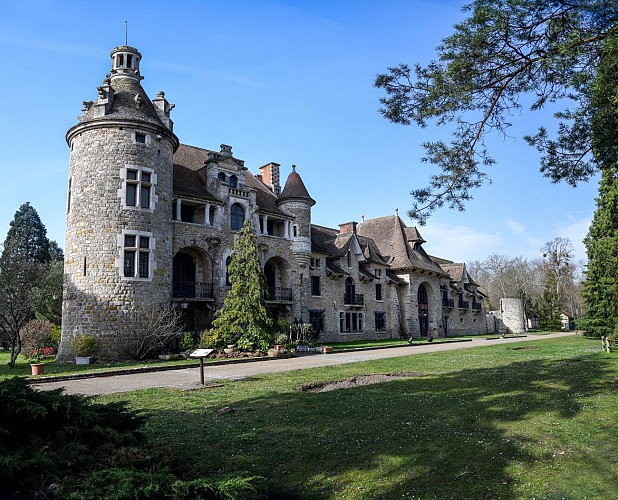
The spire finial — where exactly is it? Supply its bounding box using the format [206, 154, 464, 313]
[125, 21, 128, 45]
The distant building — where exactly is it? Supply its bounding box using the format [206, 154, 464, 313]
[58, 45, 487, 359]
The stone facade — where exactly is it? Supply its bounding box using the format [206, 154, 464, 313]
[59, 45, 488, 360]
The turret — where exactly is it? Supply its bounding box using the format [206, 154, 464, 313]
[59, 46, 179, 361]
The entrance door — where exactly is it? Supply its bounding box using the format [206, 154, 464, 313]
[418, 284, 428, 337]
[264, 262, 276, 299]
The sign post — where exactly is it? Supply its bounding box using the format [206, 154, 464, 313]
[189, 349, 214, 385]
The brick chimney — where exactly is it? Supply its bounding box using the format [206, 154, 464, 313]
[338, 221, 358, 234]
[259, 162, 281, 195]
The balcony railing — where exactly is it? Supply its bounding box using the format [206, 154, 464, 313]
[344, 293, 365, 306]
[442, 298, 454, 308]
[263, 287, 293, 302]
[458, 300, 469, 309]
[173, 281, 214, 299]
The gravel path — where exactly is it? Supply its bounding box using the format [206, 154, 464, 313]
[34, 332, 575, 396]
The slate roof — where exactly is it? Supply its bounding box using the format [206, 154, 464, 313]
[172, 144, 288, 215]
[79, 74, 166, 128]
[357, 215, 446, 274]
[173, 144, 219, 202]
[279, 166, 315, 206]
[310, 224, 389, 266]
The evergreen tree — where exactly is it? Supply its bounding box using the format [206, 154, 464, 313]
[0, 203, 60, 366]
[538, 270, 562, 331]
[581, 33, 618, 337]
[211, 220, 273, 350]
[1, 202, 51, 264]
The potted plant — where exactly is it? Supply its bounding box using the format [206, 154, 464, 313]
[71, 334, 98, 364]
[20, 319, 55, 375]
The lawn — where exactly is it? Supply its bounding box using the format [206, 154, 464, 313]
[94, 335, 618, 499]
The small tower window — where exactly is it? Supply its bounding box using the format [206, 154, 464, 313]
[218, 172, 227, 183]
[229, 175, 238, 188]
[135, 132, 146, 144]
[118, 54, 124, 67]
[127, 54, 133, 68]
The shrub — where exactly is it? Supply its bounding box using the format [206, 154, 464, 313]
[237, 325, 273, 352]
[179, 332, 199, 351]
[0, 378, 264, 498]
[19, 319, 54, 362]
[71, 333, 98, 357]
[200, 328, 228, 350]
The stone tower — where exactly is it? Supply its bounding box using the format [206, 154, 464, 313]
[277, 166, 315, 320]
[58, 45, 179, 360]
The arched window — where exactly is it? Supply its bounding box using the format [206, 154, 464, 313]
[225, 255, 232, 286]
[229, 175, 238, 188]
[218, 172, 227, 183]
[230, 203, 245, 230]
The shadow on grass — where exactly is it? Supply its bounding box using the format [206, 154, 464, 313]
[144, 353, 617, 499]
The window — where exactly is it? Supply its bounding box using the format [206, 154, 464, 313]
[375, 269, 382, 278]
[218, 172, 227, 182]
[67, 178, 72, 213]
[309, 310, 325, 332]
[347, 251, 352, 268]
[123, 167, 154, 210]
[293, 225, 298, 237]
[230, 203, 245, 230]
[310, 257, 321, 270]
[135, 132, 146, 144]
[229, 175, 238, 188]
[375, 312, 386, 332]
[339, 311, 364, 333]
[122, 232, 152, 279]
[225, 256, 232, 286]
[375, 283, 383, 301]
[311, 276, 321, 296]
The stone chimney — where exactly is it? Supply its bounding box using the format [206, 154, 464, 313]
[259, 162, 281, 195]
[338, 221, 358, 234]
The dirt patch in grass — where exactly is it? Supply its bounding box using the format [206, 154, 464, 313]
[299, 372, 425, 393]
[511, 346, 539, 351]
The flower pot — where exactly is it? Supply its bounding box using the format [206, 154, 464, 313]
[322, 346, 334, 353]
[75, 356, 92, 365]
[30, 363, 45, 375]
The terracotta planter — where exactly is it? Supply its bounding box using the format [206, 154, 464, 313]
[322, 346, 334, 353]
[30, 363, 45, 375]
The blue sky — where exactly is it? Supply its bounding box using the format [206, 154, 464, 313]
[0, 0, 598, 264]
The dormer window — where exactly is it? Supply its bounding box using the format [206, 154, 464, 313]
[218, 172, 227, 183]
[229, 175, 238, 188]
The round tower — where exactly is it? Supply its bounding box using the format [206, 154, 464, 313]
[277, 166, 315, 321]
[58, 45, 179, 360]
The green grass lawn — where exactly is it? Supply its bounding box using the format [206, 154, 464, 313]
[90, 335, 618, 499]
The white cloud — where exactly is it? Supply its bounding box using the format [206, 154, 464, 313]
[421, 223, 504, 263]
[506, 218, 526, 235]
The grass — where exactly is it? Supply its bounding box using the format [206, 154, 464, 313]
[90, 335, 618, 499]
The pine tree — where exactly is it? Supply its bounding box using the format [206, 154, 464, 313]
[0, 203, 59, 366]
[538, 270, 562, 332]
[1, 202, 51, 264]
[580, 33, 618, 338]
[211, 220, 273, 350]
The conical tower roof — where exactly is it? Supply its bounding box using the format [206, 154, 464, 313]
[278, 165, 315, 206]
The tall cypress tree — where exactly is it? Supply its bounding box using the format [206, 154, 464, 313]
[581, 33, 618, 337]
[211, 220, 273, 349]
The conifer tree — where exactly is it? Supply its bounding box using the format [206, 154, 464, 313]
[580, 33, 618, 337]
[538, 270, 562, 331]
[0, 203, 58, 366]
[211, 220, 273, 350]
